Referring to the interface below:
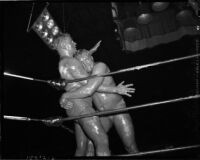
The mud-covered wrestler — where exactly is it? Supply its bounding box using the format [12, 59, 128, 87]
[54, 34, 135, 156]
[61, 41, 139, 155]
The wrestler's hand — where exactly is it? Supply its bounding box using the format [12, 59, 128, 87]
[60, 94, 73, 110]
[116, 81, 135, 97]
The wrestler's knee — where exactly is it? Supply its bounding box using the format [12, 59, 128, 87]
[79, 117, 110, 156]
[114, 114, 134, 130]
[76, 138, 87, 150]
[93, 133, 109, 147]
[95, 134, 111, 156]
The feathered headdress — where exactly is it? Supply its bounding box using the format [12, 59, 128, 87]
[29, 3, 62, 49]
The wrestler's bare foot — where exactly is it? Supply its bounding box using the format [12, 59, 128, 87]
[126, 145, 139, 154]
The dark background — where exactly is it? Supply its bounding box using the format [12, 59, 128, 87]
[2, 2, 200, 159]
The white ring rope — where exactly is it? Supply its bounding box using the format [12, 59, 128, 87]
[4, 94, 200, 122]
[117, 144, 200, 156]
[4, 54, 200, 84]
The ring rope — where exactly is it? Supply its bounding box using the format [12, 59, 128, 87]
[3, 54, 200, 85]
[116, 144, 200, 156]
[4, 94, 200, 123]
[59, 94, 200, 122]
[3, 55, 200, 129]
[98, 54, 200, 78]
[3, 54, 200, 155]
[65, 54, 200, 84]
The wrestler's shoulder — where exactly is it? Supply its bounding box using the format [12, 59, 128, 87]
[93, 62, 108, 73]
[94, 62, 107, 69]
[59, 57, 81, 67]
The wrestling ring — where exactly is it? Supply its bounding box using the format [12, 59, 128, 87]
[3, 53, 200, 157]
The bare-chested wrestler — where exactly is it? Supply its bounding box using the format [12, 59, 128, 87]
[54, 34, 135, 156]
[62, 43, 139, 155]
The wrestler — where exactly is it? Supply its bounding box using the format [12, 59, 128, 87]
[62, 46, 139, 155]
[54, 34, 135, 156]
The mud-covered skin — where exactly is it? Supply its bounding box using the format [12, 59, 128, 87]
[73, 51, 139, 155]
[84, 68, 138, 155]
[57, 36, 111, 156]
[59, 58, 111, 156]
[58, 37, 136, 156]
[93, 73, 139, 154]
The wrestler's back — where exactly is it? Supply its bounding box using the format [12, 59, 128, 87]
[59, 58, 93, 116]
[93, 63, 123, 111]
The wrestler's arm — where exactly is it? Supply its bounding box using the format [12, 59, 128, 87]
[96, 64, 133, 94]
[60, 59, 119, 94]
[59, 58, 89, 86]
[68, 60, 122, 94]
[97, 85, 118, 93]
[61, 60, 134, 98]
[62, 62, 106, 99]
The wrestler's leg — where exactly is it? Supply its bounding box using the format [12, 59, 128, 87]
[75, 123, 87, 156]
[100, 116, 113, 133]
[85, 116, 112, 156]
[113, 113, 139, 153]
[79, 116, 110, 156]
[86, 140, 95, 156]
